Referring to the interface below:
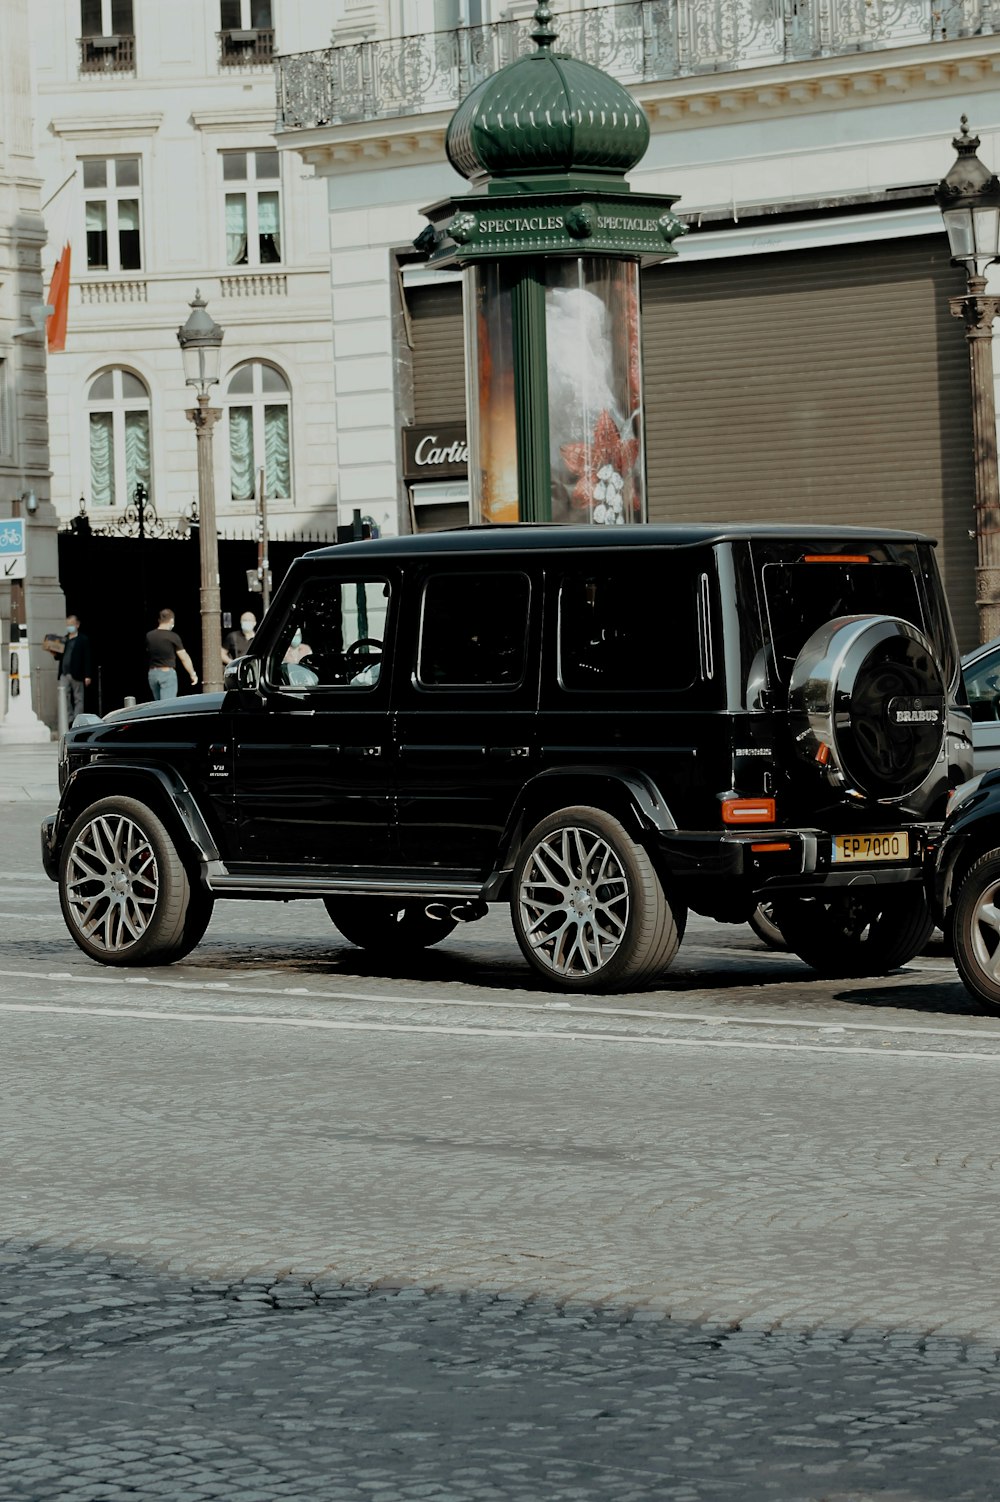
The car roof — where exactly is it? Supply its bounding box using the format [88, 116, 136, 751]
[304, 522, 934, 561]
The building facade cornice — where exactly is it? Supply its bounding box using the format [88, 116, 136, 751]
[190, 106, 278, 133]
[48, 112, 164, 140]
[276, 35, 1000, 175]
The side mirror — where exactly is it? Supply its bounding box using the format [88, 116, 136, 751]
[223, 655, 260, 699]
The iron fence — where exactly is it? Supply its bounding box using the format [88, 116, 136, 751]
[276, 0, 1000, 130]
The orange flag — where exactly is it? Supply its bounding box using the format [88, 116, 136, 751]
[47, 242, 71, 353]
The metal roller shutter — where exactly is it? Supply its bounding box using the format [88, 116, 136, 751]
[409, 281, 467, 425]
[641, 236, 978, 648]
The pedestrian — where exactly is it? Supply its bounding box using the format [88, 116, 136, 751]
[146, 608, 198, 701]
[221, 609, 257, 665]
[43, 613, 92, 720]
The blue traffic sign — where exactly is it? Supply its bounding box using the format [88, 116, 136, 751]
[0, 518, 25, 555]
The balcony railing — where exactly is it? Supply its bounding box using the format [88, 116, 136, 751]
[78, 32, 136, 75]
[276, 0, 1000, 129]
[219, 26, 275, 68]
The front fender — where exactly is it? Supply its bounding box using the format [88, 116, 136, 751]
[52, 760, 220, 872]
[933, 776, 1000, 922]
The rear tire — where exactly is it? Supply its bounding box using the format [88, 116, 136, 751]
[58, 796, 192, 967]
[749, 901, 786, 951]
[772, 887, 933, 977]
[511, 805, 683, 993]
[324, 897, 457, 951]
[950, 850, 1000, 1014]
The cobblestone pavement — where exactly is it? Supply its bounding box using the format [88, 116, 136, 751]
[4, 777, 1000, 1498]
[2, 1243, 1000, 1502]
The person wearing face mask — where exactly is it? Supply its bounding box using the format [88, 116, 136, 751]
[43, 613, 92, 720]
[222, 610, 257, 665]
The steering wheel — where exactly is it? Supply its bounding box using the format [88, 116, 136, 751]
[344, 637, 383, 661]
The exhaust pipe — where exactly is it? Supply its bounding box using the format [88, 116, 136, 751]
[424, 900, 489, 924]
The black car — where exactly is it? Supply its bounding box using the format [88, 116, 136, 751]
[42, 524, 971, 993]
[932, 765, 1000, 1012]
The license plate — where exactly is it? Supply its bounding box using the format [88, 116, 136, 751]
[832, 831, 910, 864]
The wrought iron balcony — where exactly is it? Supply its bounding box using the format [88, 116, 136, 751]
[78, 33, 136, 75]
[276, 0, 999, 130]
[219, 26, 275, 68]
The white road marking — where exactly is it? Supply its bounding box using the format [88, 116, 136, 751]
[0, 872, 53, 882]
[0, 998, 998, 1063]
[0, 966, 987, 1043]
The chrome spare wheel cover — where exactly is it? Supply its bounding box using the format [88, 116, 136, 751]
[970, 877, 1000, 983]
[64, 814, 159, 952]
[518, 826, 630, 977]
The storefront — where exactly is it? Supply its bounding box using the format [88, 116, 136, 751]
[402, 420, 470, 532]
[400, 222, 977, 647]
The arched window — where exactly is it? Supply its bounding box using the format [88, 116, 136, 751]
[88, 367, 150, 507]
[226, 360, 291, 501]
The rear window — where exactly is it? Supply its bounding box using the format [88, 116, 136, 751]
[763, 561, 925, 681]
[558, 565, 701, 694]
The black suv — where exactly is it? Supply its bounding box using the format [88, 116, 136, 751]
[42, 524, 971, 992]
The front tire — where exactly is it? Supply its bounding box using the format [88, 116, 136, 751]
[324, 897, 457, 951]
[511, 805, 683, 993]
[772, 887, 933, 978]
[58, 796, 192, 966]
[951, 850, 1000, 1014]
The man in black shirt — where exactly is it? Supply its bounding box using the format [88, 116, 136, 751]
[146, 608, 198, 701]
[43, 614, 92, 720]
[221, 609, 257, 665]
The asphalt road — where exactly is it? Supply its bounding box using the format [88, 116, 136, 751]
[3, 774, 1000, 1500]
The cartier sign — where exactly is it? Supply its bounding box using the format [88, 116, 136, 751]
[403, 423, 468, 480]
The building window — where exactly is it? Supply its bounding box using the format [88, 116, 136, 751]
[79, 0, 135, 72]
[223, 152, 281, 267]
[227, 362, 291, 502]
[219, 0, 274, 66]
[88, 368, 150, 508]
[83, 158, 142, 273]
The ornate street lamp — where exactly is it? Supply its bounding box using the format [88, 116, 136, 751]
[936, 117, 1000, 644]
[177, 290, 224, 692]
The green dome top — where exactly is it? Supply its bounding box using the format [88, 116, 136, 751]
[446, 3, 650, 187]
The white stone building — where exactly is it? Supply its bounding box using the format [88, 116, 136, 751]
[277, 0, 1000, 648]
[30, 0, 363, 550]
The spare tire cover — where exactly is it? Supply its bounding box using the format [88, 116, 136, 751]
[788, 614, 946, 799]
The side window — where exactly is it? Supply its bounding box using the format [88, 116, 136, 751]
[270, 577, 390, 690]
[558, 564, 700, 693]
[964, 651, 1000, 723]
[417, 573, 530, 688]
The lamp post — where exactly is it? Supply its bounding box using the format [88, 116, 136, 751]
[936, 116, 1000, 645]
[177, 290, 224, 693]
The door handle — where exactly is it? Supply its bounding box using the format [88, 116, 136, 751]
[487, 746, 531, 759]
[343, 745, 383, 758]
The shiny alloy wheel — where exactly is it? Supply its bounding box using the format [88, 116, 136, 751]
[968, 876, 1000, 982]
[64, 813, 159, 953]
[517, 825, 630, 978]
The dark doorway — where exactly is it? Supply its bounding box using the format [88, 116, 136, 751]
[58, 529, 317, 714]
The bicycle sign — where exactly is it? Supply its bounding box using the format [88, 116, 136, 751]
[0, 519, 25, 555]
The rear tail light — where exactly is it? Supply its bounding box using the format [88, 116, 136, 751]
[722, 797, 776, 825]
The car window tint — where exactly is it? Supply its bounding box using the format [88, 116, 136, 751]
[558, 565, 699, 693]
[763, 561, 924, 682]
[417, 573, 529, 687]
[272, 577, 389, 689]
